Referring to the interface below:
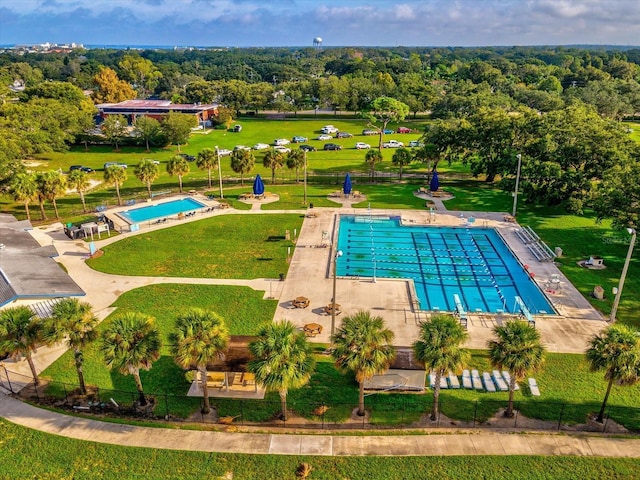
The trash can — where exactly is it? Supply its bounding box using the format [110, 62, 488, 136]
[279, 273, 285, 282]
[309, 203, 314, 209]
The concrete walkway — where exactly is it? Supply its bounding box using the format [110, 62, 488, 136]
[1, 394, 638, 457]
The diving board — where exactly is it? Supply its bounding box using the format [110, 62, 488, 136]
[453, 293, 468, 329]
[514, 296, 535, 327]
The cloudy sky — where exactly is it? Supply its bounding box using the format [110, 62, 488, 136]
[1, 0, 638, 47]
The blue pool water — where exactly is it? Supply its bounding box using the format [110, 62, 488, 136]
[119, 198, 206, 223]
[336, 215, 554, 315]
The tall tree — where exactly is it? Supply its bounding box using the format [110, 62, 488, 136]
[412, 314, 469, 420]
[364, 149, 383, 183]
[391, 147, 413, 180]
[248, 321, 315, 420]
[169, 309, 230, 415]
[594, 156, 640, 230]
[197, 148, 217, 189]
[332, 310, 396, 416]
[586, 324, 640, 423]
[118, 54, 162, 98]
[285, 150, 305, 183]
[134, 159, 160, 198]
[101, 114, 128, 151]
[9, 172, 37, 221]
[101, 312, 161, 406]
[0, 306, 46, 386]
[230, 148, 255, 186]
[363, 96, 409, 150]
[162, 112, 197, 152]
[134, 116, 162, 151]
[35, 170, 66, 220]
[487, 321, 545, 417]
[45, 299, 99, 395]
[166, 155, 190, 193]
[67, 169, 91, 213]
[91, 66, 136, 104]
[103, 165, 128, 206]
[263, 149, 284, 185]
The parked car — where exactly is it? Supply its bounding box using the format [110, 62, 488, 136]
[292, 135, 308, 143]
[397, 127, 412, 133]
[336, 132, 353, 138]
[383, 129, 394, 134]
[217, 149, 232, 156]
[382, 140, 404, 148]
[104, 162, 127, 169]
[321, 125, 339, 134]
[316, 134, 333, 141]
[355, 142, 371, 150]
[274, 146, 291, 154]
[69, 165, 94, 173]
[178, 153, 196, 162]
[232, 124, 242, 132]
[408, 140, 424, 148]
[324, 143, 343, 151]
[274, 138, 290, 146]
[253, 143, 270, 150]
[299, 144, 317, 152]
[362, 129, 377, 136]
[234, 145, 250, 151]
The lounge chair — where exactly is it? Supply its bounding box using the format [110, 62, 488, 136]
[482, 372, 497, 392]
[502, 371, 520, 390]
[462, 369, 472, 389]
[448, 372, 460, 389]
[528, 378, 541, 396]
[492, 370, 509, 391]
[471, 369, 483, 390]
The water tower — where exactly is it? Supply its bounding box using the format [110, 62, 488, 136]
[313, 37, 322, 49]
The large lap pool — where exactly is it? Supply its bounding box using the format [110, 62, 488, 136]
[118, 198, 206, 223]
[336, 215, 554, 315]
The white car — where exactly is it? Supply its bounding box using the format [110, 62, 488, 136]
[253, 143, 270, 150]
[274, 146, 291, 154]
[321, 125, 339, 134]
[355, 142, 371, 150]
[274, 138, 290, 146]
[317, 134, 333, 141]
[234, 145, 250, 151]
[217, 149, 232, 156]
[409, 140, 424, 148]
[382, 140, 404, 148]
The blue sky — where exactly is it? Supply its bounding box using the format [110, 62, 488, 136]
[1, 0, 638, 47]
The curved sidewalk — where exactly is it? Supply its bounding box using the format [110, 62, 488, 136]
[1, 394, 638, 457]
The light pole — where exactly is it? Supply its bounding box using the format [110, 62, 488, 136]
[303, 149, 308, 205]
[215, 146, 224, 199]
[512, 153, 522, 217]
[609, 228, 636, 322]
[331, 249, 343, 342]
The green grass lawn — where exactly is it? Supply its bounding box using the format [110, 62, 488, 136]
[4, 419, 640, 480]
[87, 214, 303, 279]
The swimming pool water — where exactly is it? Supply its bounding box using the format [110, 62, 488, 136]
[336, 215, 553, 315]
[119, 198, 206, 223]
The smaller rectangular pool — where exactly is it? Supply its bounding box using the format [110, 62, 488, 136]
[119, 198, 206, 223]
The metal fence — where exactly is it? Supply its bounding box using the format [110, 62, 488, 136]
[3, 369, 637, 434]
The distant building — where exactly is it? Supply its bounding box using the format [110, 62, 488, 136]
[96, 99, 218, 126]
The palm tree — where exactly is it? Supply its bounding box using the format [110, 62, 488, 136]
[230, 149, 255, 186]
[67, 169, 91, 213]
[364, 149, 383, 183]
[263, 149, 284, 185]
[332, 310, 396, 416]
[286, 150, 305, 183]
[103, 165, 128, 206]
[134, 159, 160, 198]
[196, 148, 217, 188]
[248, 321, 315, 420]
[35, 170, 66, 220]
[487, 320, 545, 417]
[166, 155, 190, 193]
[9, 172, 37, 221]
[413, 314, 469, 420]
[101, 312, 162, 406]
[391, 147, 413, 180]
[169, 309, 229, 414]
[45, 299, 99, 395]
[586, 324, 640, 423]
[0, 306, 46, 386]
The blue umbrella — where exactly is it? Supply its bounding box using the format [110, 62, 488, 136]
[253, 174, 265, 196]
[429, 170, 439, 192]
[343, 173, 352, 195]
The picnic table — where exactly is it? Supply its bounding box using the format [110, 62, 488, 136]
[292, 296, 310, 308]
[324, 303, 341, 315]
[304, 323, 323, 337]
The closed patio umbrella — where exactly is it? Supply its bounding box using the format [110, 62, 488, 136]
[343, 173, 352, 195]
[429, 170, 439, 192]
[253, 174, 265, 196]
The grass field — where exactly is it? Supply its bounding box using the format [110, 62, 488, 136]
[2, 419, 639, 480]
